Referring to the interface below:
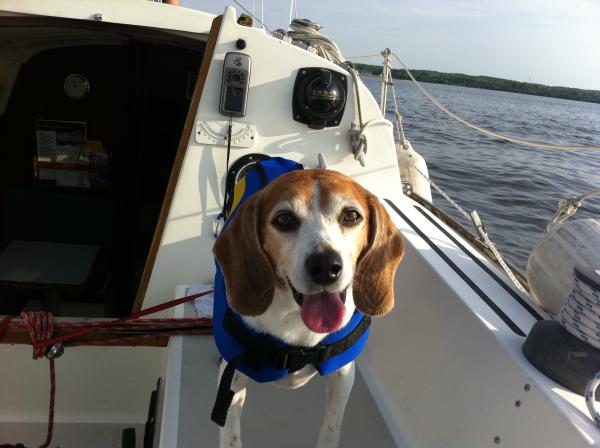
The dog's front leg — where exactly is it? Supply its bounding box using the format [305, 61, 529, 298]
[316, 361, 356, 448]
[218, 360, 247, 448]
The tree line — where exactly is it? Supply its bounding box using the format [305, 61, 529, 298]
[353, 63, 600, 104]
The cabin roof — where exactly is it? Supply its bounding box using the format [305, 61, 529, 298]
[0, 0, 216, 36]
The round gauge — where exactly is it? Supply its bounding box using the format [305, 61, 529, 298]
[63, 74, 90, 100]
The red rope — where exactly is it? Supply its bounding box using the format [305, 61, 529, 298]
[43, 359, 56, 448]
[19, 311, 56, 448]
[30, 291, 212, 350]
[1, 291, 214, 448]
[1, 292, 213, 347]
[21, 311, 54, 359]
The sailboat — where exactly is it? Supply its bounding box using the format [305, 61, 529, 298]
[1, 1, 599, 446]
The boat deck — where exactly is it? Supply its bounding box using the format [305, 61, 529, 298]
[161, 317, 397, 447]
[230, 364, 395, 447]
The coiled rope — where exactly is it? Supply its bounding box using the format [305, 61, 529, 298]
[347, 52, 600, 151]
[557, 268, 600, 427]
[287, 19, 345, 64]
[559, 269, 600, 350]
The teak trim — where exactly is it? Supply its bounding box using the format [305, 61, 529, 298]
[2, 327, 170, 347]
[132, 15, 223, 312]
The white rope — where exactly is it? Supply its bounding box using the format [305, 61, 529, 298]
[346, 54, 382, 60]
[389, 52, 600, 151]
[560, 270, 600, 427]
[287, 21, 345, 65]
[469, 210, 528, 294]
[389, 75, 405, 142]
[560, 270, 600, 348]
[349, 67, 364, 126]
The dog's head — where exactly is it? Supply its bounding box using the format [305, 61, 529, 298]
[214, 169, 404, 334]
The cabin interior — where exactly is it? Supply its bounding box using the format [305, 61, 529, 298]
[0, 18, 206, 317]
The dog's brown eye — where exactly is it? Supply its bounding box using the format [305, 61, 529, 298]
[273, 211, 299, 231]
[341, 208, 362, 225]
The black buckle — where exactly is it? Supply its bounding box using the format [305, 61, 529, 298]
[274, 345, 332, 372]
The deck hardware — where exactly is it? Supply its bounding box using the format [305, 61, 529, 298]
[196, 121, 255, 148]
[45, 343, 64, 359]
[93, 13, 103, 21]
[292, 67, 347, 129]
[494, 436, 501, 444]
[236, 39, 247, 50]
[317, 153, 328, 169]
[515, 400, 521, 407]
[524, 383, 531, 391]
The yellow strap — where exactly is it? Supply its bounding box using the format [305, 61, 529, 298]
[226, 176, 247, 220]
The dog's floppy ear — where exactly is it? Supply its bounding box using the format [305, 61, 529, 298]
[213, 192, 275, 316]
[353, 194, 404, 316]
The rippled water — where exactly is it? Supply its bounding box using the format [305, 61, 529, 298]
[363, 77, 600, 271]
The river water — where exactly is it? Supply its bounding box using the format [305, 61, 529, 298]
[363, 77, 600, 271]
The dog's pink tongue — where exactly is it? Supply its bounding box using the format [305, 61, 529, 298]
[300, 291, 345, 333]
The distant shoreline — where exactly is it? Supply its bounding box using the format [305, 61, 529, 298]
[353, 63, 600, 105]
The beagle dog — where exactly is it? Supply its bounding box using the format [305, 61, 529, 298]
[214, 169, 404, 448]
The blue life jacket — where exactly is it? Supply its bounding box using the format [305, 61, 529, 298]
[211, 157, 371, 426]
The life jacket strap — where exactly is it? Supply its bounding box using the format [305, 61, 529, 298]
[211, 310, 371, 425]
[211, 355, 241, 427]
[224, 310, 371, 372]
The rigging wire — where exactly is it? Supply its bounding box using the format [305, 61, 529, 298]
[347, 52, 600, 151]
[288, 0, 295, 29]
[231, 0, 272, 32]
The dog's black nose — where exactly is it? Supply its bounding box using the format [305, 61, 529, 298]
[305, 250, 343, 285]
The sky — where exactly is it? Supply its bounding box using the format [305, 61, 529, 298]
[180, 0, 600, 91]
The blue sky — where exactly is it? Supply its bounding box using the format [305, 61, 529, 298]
[181, 0, 600, 90]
